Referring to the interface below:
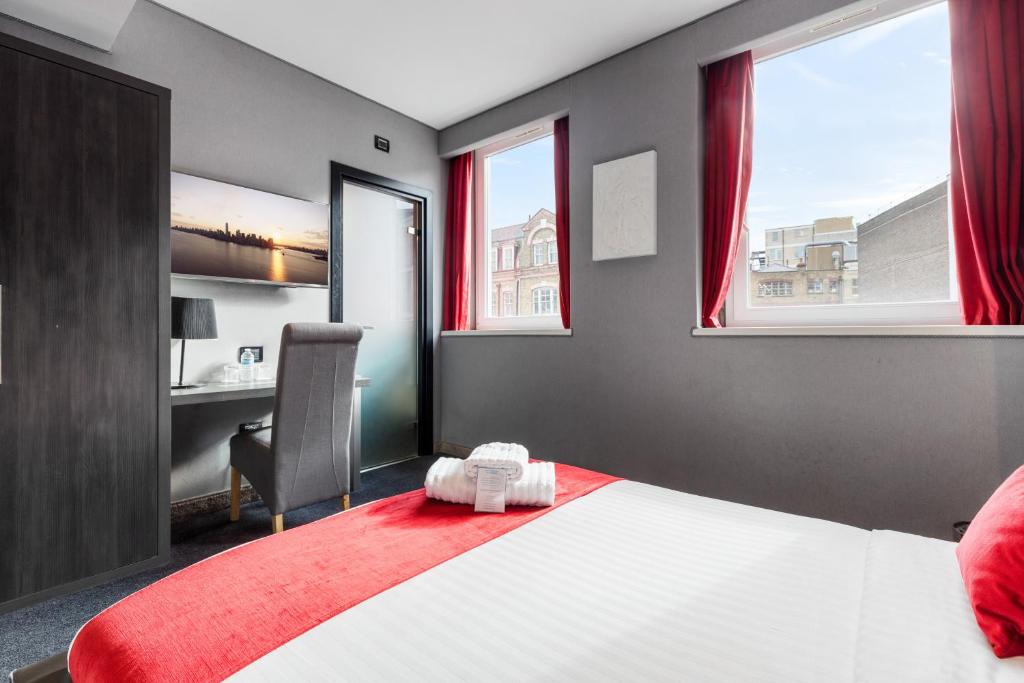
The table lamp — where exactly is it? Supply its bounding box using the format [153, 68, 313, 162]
[171, 296, 218, 389]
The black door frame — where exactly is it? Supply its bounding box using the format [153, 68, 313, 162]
[329, 162, 434, 459]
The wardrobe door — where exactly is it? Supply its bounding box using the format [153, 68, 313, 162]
[0, 42, 163, 605]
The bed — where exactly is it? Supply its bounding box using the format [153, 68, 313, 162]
[68, 463, 1024, 682]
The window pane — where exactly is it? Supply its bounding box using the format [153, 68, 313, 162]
[501, 245, 513, 270]
[532, 287, 557, 315]
[533, 243, 545, 266]
[743, 3, 954, 312]
[483, 134, 557, 320]
[548, 240, 557, 264]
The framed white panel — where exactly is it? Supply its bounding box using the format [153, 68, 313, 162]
[592, 150, 657, 261]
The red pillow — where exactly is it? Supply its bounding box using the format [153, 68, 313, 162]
[957, 465, 1024, 658]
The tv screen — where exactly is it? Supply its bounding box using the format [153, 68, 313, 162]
[171, 172, 329, 287]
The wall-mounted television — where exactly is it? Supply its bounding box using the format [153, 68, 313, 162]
[171, 171, 329, 287]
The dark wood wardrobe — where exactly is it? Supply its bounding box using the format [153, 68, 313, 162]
[0, 32, 170, 610]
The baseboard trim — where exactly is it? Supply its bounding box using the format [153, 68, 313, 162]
[171, 486, 260, 526]
[434, 441, 472, 458]
[0, 552, 167, 615]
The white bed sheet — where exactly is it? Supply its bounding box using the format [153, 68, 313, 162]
[856, 530, 1024, 682]
[228, 481, 1024, 682]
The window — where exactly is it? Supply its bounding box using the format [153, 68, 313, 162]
[532, 243, 545, 266]
[726, 1, 959, 327]
[532, 286, 557, 315]
[757, 280, 793, 297]
[502, 291, 515, 317]
[473, 122, 562, 330]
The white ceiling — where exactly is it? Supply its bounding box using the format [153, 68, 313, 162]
[0, 0, 137, 50]
[155, 0, 736, 129]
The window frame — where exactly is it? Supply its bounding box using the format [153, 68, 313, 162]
[473, 121, 562, 331]
[532, 242, 545, 266]
[502, 290, 516, 317]
[532, 285, 558, 316]
[500, 245, 514, 271]
[722, 0, 962, 329]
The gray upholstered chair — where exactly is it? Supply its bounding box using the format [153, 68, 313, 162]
[229, 322, 363, 533]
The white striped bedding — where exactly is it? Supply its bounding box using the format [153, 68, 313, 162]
[228, 480, 1024, 682]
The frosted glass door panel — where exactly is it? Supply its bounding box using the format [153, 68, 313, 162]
[342, 181, 419, 469]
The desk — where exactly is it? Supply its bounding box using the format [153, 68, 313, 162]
[170, 376, 371, 407]
[170, 376, 371, 496]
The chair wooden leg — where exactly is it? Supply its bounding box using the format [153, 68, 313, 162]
[342, 494, 350, 511]
[229, 467, 241, 522]
[271, 514, 284, 534]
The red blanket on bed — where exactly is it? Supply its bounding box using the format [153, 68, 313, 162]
[69, 463, 618, 682]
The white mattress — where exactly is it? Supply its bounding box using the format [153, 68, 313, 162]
[229, 481, 1024, 682]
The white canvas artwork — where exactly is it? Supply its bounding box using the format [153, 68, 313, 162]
[592, 150, 657, 261]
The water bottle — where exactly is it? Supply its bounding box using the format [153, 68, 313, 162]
[239, 348, 255, 382]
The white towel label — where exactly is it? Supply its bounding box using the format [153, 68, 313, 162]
[474, 467, 507, 513]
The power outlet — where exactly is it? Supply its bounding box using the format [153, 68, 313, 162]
[238, 346, 264, 363]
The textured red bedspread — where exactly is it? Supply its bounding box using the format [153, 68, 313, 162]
[69, 463, 618, 682]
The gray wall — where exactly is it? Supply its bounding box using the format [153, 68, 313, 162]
[437, 0, 1023, 539]
[0, 1, 446, 502]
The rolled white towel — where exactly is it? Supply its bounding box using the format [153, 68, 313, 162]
[509, 461, 556, 507]
[425, 457, 477, 504]
[425, 457, 555, 508]
[464, 442, 529, 482]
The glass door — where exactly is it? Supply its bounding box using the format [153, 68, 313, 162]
[341, 180, 421, 469]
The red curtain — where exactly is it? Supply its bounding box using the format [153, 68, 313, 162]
[701, 51, 754, 328]
[554, 117, 571, 329]
[949, 0, 1024, 325]
[442, 152, 474, 331]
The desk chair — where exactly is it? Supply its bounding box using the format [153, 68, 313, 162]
[229, 322, 363, 533]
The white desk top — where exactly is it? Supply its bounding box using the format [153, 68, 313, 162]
[171, 376, 370, 407]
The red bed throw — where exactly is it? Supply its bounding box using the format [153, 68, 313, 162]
[69, 463, 618, 682]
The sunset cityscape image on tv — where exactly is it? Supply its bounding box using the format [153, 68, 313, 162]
[171, 172, 329, 286]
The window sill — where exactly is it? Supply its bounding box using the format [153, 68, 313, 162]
[441, 328, 572, 337]
[691, 325, 1024, 337]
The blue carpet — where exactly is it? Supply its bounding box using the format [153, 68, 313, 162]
[0, 455, 438, 679]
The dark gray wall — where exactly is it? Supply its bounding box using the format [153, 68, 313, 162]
[437, 0, 1022, 539]
[0, 1, 445, 503]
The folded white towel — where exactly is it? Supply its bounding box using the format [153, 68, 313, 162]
[426, 457, 555, 508]
[464, 442, 529, 482]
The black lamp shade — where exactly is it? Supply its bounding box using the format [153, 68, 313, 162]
[171, 297, 218, 340]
